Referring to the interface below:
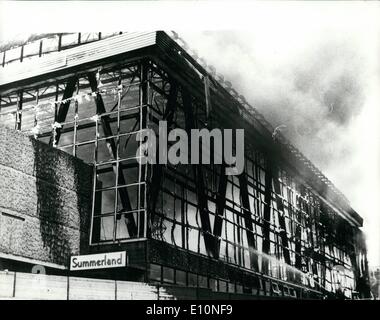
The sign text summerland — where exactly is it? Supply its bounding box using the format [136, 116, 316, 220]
[70, 251, 126, 271]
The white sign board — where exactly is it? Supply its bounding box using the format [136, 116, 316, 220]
[70, 251, 127, 271]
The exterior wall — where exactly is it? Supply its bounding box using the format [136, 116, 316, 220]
[0, 127, 92, 267]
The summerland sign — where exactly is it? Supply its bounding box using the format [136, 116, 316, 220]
[70, 251, 127, 271]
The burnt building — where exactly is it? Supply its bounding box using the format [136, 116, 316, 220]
[0, 32, 371, 299]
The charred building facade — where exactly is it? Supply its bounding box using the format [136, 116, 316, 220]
[0, 32, 371, 299]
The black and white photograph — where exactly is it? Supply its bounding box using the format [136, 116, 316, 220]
[0, 0, 379, 309]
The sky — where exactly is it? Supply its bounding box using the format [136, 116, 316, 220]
[0, 0, 379, 266]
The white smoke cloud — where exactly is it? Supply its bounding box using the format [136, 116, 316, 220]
[181, 22, 380, 266]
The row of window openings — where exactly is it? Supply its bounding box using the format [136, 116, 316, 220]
[162, 171, 301, 216]
[152, 221, 351, 273]
[162, 167, 331, 232]
[49, 119, 277, 166]
[91, 189, 350, 268]
[149, 264, 240, 293]
[3, 71, 171, 114]
[232, 182, 324, 224]
[192, 161, 277, 195]
[0, 90, 143, 132]
[219, 161, 327, 210]
[98, 170, 350, 258]
[2, 69, 167, 112]
[153, 174, 351, 255]
[149, 264, 301, 297]
[157, 188, 330, 249]
[154, 190, 348, 260]
[151, 211, 353, 271]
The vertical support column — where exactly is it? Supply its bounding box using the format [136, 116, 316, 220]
[20, 45, 24, 63]
[38, 40, 43, 57]
[213, 164, 227, 259]
[33, 90, 39, 130]
[305, 198, 319, 288]
[67, 274, 70, 300]
[139, 61, 149, 238]
[294, 197, 303, 280]
[89, 134, 101, 245]
[72, 80, 80, 156]
[15, 91, 23, 130]
[49, 76, 77, 146]
[54, 83, 59, 121]
[58, 34, 62, 52]
[2, 50, 5, 67]
[262, 162, 273, 274]
[272, 168, 291, 266]
[239, 173, 259, 270]
[12, 272, 16, 298]
[203, 76, 212, 118]
[113, 77, 121, 243]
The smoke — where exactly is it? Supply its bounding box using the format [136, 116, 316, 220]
[181, 25, 380, 266]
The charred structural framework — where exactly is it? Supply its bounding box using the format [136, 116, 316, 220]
[0, 32, 371, 299]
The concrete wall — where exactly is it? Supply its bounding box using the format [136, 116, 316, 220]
[0, 271, 161, 300]
[148, 239, 264, 287]
[0, 127, 93, 267]
[0, 271, 260, 300]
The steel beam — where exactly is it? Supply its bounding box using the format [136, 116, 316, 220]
[203, 76, 212, 117]
[148, 82, 178, 235]
[49, 76, 77, 145]
[262, 163, 273, 273]
[88, 72, 138, 237]
[294, 203, 303, 273]
[213, 164, 227, 259]
[182, 88, 215, 258]
[139, 62, 149, 237]
[272, 169, 291, 265]
[15, 91, 23, 130]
